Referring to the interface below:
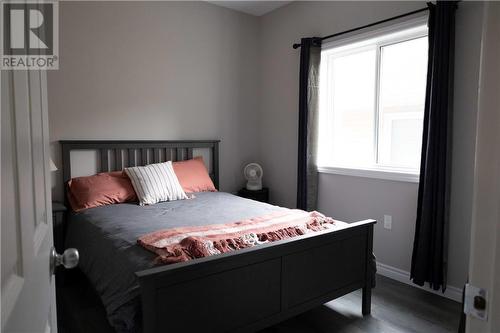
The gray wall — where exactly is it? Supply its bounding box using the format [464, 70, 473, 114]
[318, 174, 418, 274]
[257, 1, 484, 289]
[447, 1, 483, 291]
[48, 1, 260, 200]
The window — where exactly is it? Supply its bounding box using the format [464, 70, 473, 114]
[318, 21, 428, 182]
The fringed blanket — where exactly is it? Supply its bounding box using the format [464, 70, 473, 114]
[138, 210, 340, 264]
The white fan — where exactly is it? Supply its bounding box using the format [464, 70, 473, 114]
[244, 163, 263, 191]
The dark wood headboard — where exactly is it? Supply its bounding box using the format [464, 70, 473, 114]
[60, 140, 220, 188]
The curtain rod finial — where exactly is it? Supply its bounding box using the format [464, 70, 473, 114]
[293, 43, 301, 49]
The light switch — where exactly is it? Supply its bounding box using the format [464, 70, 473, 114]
[464, 284, 488, 320]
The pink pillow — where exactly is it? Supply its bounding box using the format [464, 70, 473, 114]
[173, 157, 217, 193]
[67, 171, 137, 212]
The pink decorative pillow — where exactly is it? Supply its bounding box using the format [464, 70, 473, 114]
[173, 157, 217, 193]
[67, 171, 137, 212]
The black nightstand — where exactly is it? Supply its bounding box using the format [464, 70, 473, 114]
[52, 202, 67, 252]
[237, 187, 269, 203]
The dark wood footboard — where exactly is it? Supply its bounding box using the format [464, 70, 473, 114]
[136, 219, 376, 333]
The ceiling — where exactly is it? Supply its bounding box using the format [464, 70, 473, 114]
[207, 1, 292, 16]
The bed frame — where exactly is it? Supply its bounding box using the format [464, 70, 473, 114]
[60, 140, 376, 333]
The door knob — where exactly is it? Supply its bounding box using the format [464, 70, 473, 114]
[50, 247, 79, 274]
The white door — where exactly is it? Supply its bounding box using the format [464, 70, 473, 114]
[1, 67, 57, 331]
[466, 2, 500, 332]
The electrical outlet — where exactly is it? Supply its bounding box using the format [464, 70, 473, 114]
[384, 215, 392, 230]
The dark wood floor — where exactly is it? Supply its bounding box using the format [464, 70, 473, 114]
[261, 275, 461, 333]
[57, 273, 461, 333]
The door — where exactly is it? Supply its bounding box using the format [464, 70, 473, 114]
[466, 2, 500, 332]
[1, 67, 57, 331]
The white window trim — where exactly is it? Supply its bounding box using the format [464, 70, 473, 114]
[318, 16, 428, 183]
[322, 15, 429, 51]
[317, 165, 419, 183]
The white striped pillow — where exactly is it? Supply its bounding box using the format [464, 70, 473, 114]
[125, 161, 188, 205]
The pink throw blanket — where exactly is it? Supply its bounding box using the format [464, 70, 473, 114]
[138, 210, 339, 264]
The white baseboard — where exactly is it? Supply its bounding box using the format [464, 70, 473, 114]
[376, 262, 463, 302]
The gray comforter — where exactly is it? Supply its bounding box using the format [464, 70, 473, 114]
[65, 192, 287, 332]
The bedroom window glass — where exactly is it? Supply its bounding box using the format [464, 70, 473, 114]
[318, 22, 428, 181]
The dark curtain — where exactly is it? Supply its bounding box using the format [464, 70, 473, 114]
[411, 1, 457, 291]
[297, 37, 322, 211]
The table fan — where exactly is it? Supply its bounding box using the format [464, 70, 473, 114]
[244, 163, 263, 190]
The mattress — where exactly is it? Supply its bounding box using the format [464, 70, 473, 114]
[65, 192, 288, 332]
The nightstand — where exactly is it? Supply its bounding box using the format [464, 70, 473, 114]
[237, 187, 269, 203]
[52, 202, 67, 252]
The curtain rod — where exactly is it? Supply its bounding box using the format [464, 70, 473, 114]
[292, 5, 430, 49]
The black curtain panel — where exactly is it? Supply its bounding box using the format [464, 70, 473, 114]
[297, 37, 322, 211]
[411, 1, 457, 291]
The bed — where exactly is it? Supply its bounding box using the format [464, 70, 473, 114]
[60, 140, 376, 333]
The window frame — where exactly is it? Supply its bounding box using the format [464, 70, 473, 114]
[318, 16, 428, 183]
